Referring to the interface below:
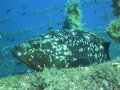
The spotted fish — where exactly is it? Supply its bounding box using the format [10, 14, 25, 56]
[11, 29, 110, 71]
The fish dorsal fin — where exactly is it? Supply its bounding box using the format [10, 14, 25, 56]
[73, 29, 105, 42]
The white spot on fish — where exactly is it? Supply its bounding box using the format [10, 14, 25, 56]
[31, 55, 34, 58]
[17, 52, 21, 56]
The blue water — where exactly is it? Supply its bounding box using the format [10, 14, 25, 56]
[0, 0, 119, 78]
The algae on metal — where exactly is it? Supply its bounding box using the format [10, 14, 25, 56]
[0, 18, 12, 23]
[111, 0, 120, 16]
[62, 0, 83, 30]
[106, 17, 120, 43]
[106, 0, 120, 43]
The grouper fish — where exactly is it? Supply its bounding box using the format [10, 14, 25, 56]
[11, 29, 110, 71]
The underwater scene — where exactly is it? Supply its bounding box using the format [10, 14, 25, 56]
[0, 0, 120, 89]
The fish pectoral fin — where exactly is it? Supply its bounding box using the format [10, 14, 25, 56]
[69, 57, 90, 67]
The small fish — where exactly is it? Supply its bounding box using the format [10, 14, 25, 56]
[6, 9, 11, 12]
[22, 13, 26, 15]
[11, 29, 110, 71]
[57, 23, 61, 25]
[94, 28, 96, 30]
[106, 2, 110, 4]
[23, 5, 25, 10]
[94, 11, 96, 14]
[95, 0, 99, 5]
[7, 38, 10, 40]
[84, 2, 87, 4]
[62, 17, 64, 19]
[10, 39, 14, 42]
[16, 62, 23, 65]
[32, 35, 35, 38]
[48, 27, 53, 30]
[60, 10, 63, 12]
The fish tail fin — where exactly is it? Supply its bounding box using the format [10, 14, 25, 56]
[103, 42, 111, 60]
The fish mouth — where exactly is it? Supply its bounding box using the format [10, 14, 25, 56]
[11, 46, 31, 66]
[11, 46, 42, 71]
[11, 46, 25, 60]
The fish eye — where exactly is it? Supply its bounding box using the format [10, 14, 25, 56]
[33, 44, 40, 49]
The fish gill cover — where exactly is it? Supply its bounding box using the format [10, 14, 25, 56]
[0, 0, 120, 78]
